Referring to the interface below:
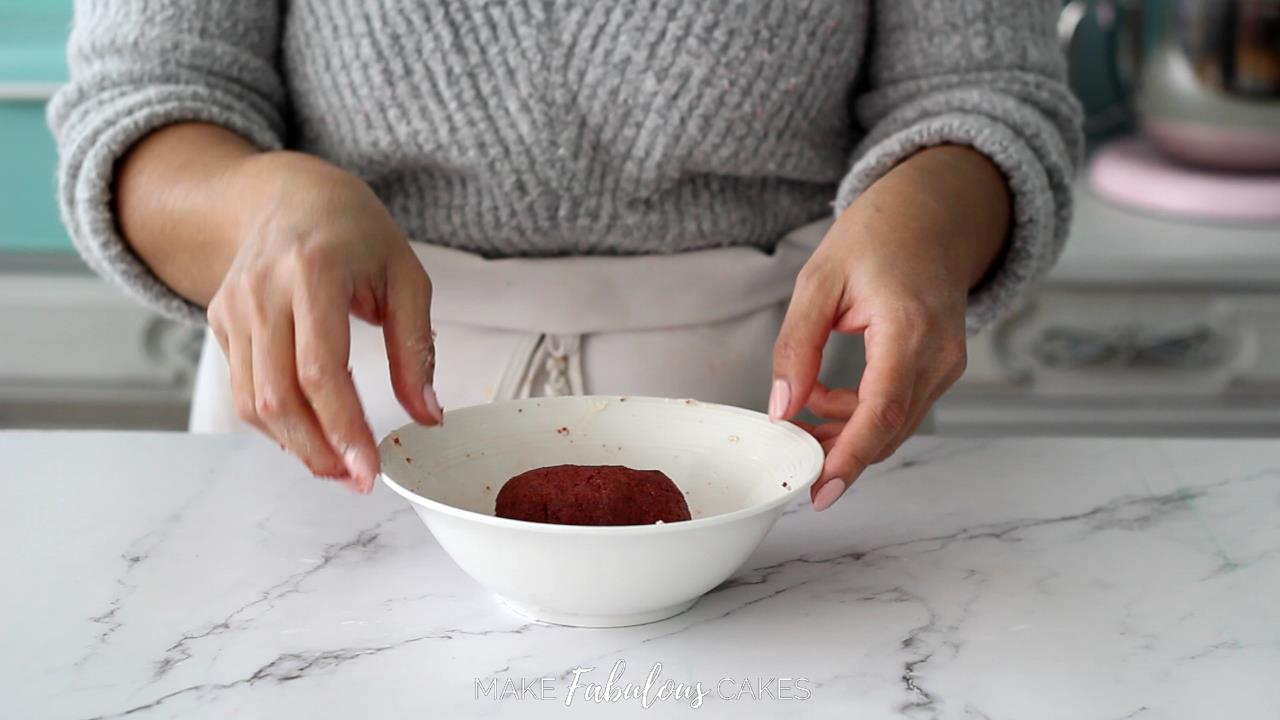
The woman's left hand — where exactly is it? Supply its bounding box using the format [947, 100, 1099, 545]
[769, 145, 1011, 512]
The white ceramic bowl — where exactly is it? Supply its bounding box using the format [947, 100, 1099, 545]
[378, 396, 823, 627]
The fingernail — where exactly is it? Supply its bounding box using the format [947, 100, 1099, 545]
[342, 447, 377, 494]
[812, 478, 846, 512]
[422, 383, 445, 425]
[768, 378, 791, 421]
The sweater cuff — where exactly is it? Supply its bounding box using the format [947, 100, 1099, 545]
[834, 112, 1064, 336]
[53, 86, 284, 325]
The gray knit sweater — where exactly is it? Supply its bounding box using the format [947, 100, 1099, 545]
[49, 0, 1082, 332]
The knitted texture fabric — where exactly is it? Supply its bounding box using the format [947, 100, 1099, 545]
[49, 0, 1082, 331]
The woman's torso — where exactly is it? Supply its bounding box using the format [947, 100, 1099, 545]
[280, 0, 870, 256]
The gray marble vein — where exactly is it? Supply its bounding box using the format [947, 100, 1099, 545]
[153, 507, 413, 678]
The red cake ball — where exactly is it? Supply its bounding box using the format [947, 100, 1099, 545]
[494, 464, 691, 526]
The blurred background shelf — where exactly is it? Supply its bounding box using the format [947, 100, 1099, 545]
[0, 269, 202, 429]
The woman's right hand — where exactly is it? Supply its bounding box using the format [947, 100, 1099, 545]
[206, 151, 443, 493]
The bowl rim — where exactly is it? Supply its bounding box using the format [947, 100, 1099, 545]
[377, 395, 825, 535]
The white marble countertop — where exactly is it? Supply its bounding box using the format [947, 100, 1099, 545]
[2, 431, 1278, 719]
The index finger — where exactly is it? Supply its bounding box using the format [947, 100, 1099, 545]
[294, 275, 380, 493]
[770, 264, 840, 420]
[813, 323, 918, 510]
[383, 254, 442, 426]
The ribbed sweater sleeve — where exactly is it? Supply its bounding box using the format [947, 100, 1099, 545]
[836, 0, 1085, 335]
[47, 0, 287, 324]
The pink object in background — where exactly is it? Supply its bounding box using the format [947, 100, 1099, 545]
[1089, 137, 1280, 223]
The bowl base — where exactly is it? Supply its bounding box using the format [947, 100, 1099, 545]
[498, 596, 698, 628]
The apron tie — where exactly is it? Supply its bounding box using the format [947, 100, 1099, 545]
[494, 332, 584, 400]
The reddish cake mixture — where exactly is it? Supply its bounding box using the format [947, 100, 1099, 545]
[494, 464, 690, 526]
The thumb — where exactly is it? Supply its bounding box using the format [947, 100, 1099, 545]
[383, 254, 443, 425]
[770, 265, 838, 421]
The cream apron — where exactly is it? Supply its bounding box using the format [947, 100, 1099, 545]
[189, 219, 866, 438]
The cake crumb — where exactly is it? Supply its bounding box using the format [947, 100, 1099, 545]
[392, 436, 402, 446]
[781, 481, 790, 489]
[727, 434, 740, 444]
[405, 457, 413, 464]
[556, 426, 570, 436]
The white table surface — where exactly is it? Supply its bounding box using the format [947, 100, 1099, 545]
[2, 431, 1278, 719]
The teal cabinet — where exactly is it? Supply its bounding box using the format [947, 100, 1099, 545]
[1, 0, 73, 254]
